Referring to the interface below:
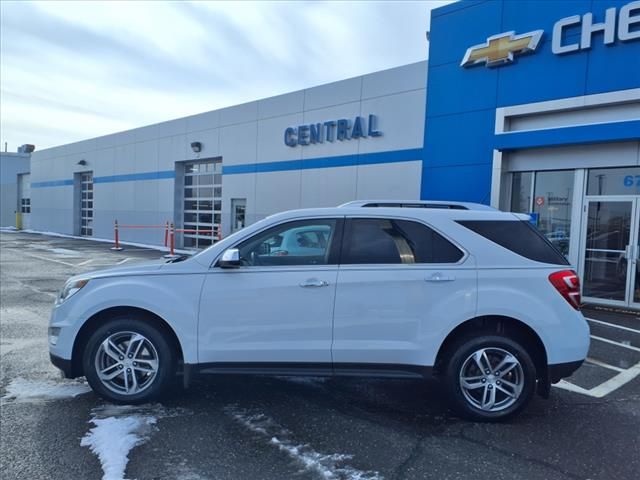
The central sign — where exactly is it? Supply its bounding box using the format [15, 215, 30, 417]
[284, 114, 382, 147]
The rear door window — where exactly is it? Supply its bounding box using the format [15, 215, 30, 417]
[457, 220, 569, 265]
[342, 218, 464, 264]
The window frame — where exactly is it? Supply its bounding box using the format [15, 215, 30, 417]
[215, 217, 345, 268]
[339, 216, 467, 267]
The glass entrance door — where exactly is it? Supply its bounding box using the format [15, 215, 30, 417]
[630, 206, 640, 308]
[581, 198, 640, 307]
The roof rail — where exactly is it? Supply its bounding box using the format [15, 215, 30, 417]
[337, 200, 496, 211]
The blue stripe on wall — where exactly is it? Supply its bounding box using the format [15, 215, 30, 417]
[222, 148, 423, 175]
[31, 170, 175, 188]
[494, 120, 640, 151]
[30, 149, 422, 187]
[31, 179, 74, 188]
[93, 170, 175, 184]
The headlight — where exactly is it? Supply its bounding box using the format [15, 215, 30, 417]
[56, 279, 89, 305]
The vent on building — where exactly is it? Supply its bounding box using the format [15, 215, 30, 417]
[18, 144, 36, 154]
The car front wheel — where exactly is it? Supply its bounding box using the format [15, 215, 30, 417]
[443, 335, 536, 421]
[82, 316, 176, 404]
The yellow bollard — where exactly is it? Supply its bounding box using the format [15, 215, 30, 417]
[15, 211, 22, 230]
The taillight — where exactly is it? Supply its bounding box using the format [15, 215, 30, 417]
[549, 270, 581, 310]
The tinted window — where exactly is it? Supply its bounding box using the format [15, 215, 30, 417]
[236, 219, 338, 267]
[343, 218, 463, 264]
[457, 220, 569, 265]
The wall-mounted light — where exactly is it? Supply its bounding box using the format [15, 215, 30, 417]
[77, 159, 87, 166]
[190, 141, 202, 153]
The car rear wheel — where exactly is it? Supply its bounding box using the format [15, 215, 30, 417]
[443, 335, 536, 421]
[82, 316, 176, 404]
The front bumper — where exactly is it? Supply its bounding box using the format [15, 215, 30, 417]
[549, 360, 584, 383]
[50, 353, 75, 379]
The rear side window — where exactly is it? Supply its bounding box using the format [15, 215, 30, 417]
[343, 218, 464, 264]
[457, 220, 569, 265]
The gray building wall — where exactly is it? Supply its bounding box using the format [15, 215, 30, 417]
[30, 61, 427, 247]
[0, 152, 30, 227]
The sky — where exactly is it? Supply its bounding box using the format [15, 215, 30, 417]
[0, 0, 453, 151]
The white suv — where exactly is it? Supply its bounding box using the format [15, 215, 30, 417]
[49, 202, 589, 421]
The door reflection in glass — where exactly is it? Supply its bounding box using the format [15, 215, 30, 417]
[583, 201, 631, 301]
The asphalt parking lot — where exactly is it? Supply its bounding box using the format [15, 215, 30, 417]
[1, 230, 639, 480]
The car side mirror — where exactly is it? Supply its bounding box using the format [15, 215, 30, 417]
[218, 248, 240, 268]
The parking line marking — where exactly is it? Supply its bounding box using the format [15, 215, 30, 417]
[585, 317, 640, 334]
[23, 252, 78, 267]
[77, 260, 93, 266]
[585, 357, 625, 372]
[590, 335, 640, 352]
[554, 361, 640, 398]
[554, 380, 593, 396]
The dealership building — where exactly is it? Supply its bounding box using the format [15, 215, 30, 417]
[11, 0, 640, 308]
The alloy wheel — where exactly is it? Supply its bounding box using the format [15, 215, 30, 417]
[458, 347, 524, 412]
[94, 331, 159, 396]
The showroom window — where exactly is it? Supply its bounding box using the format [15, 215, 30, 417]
[510, 172, 532, 214]
[342, 218, 463, 265]
[587, 167, 640, 196]
[236, 219, 338, 267]
[510, 170, 574, 257]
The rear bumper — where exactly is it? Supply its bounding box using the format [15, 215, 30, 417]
[50, 353, 75, 379]
[549, 360, 583, 383]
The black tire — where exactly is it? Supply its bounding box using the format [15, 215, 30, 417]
[442, 335, 536, 421]
[82, 315, 177, 404]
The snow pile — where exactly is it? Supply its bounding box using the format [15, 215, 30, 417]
[226, 406, 383, 480]
[81, 413, 157, 480]
[81, 404, 191, 480]
[1, 377, 91, 403]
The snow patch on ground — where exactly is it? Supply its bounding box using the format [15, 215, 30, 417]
[226, 406, 383, 480]
[1, 377, 91, 403]
[274, 376, 329, 387]
[0, 338, 42, 356]
[81, 404, 191, 480]
[81, 413, 156, 480]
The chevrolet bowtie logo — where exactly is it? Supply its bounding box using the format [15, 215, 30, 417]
[461, 30, 543, 67]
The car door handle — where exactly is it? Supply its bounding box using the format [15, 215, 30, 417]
[425, 273, 455, 282]
[299, 279, 329, 288]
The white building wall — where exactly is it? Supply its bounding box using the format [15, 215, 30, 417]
[30, 61, 427, 246]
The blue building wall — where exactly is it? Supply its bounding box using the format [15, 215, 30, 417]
[422, 0, 640, 203]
